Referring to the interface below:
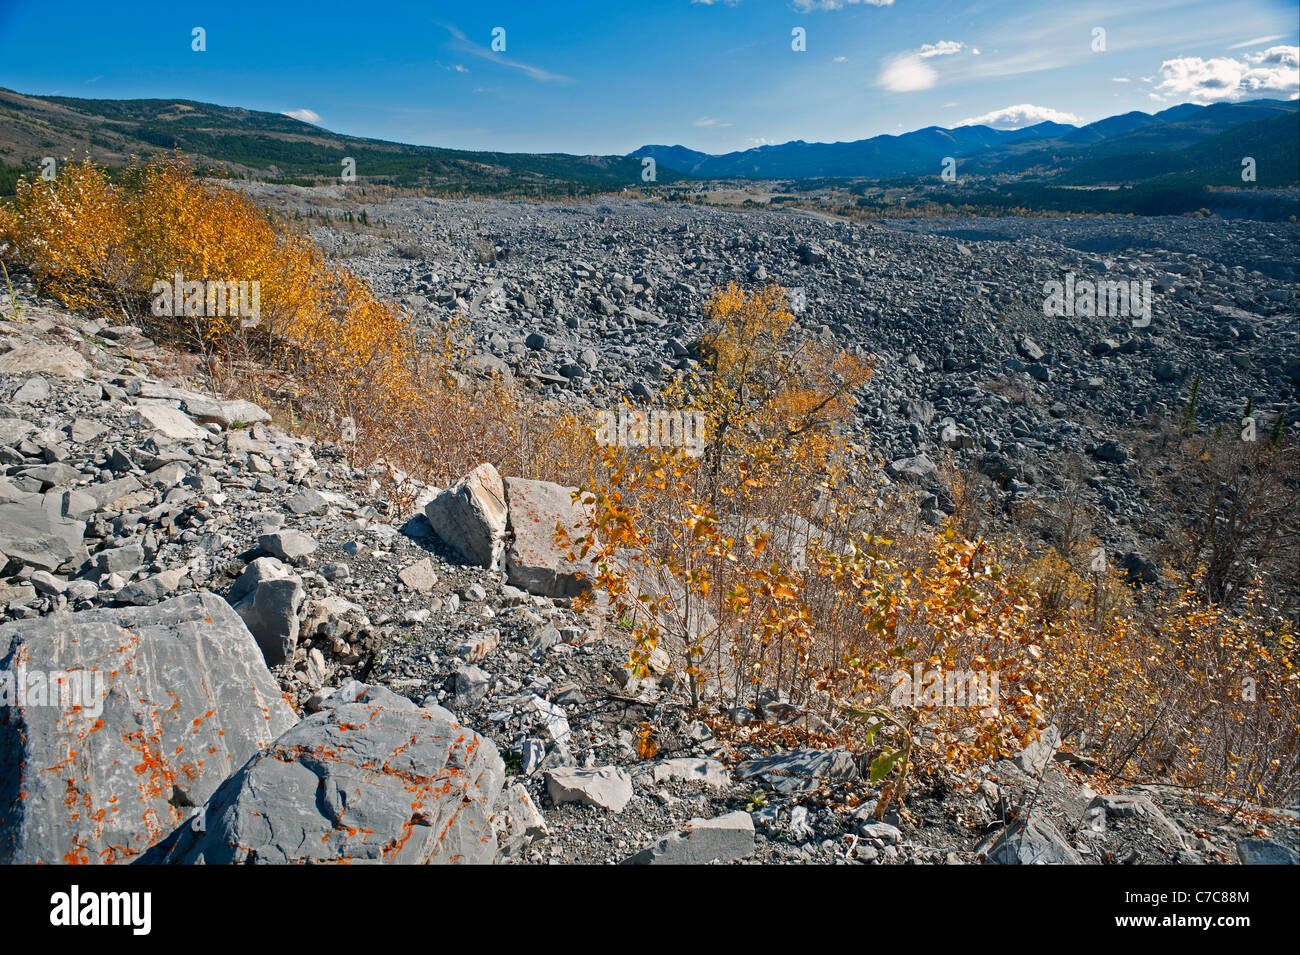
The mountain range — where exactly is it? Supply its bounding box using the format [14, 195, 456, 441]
[633, 99, 1299, 185]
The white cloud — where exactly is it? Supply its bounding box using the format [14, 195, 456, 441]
[693, 117, 733, 127]
[1112, 76, 1129, 83]
[878, 39, 970, 92]
[918, 41, 964, 59]
[957, 103, 1083, 128]
[793, 0, 893, 9]
[832, 55, 847, 62]
[691, 0, 742, 5]
[1151, 46, 1299, 102]
[281, 108, 322, 125]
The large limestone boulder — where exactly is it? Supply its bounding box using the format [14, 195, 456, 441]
[0, 592, 297, 864]
[425, 463, 508, 569]
[887, 452, 938, 483]
[141, 682, 505, 864]
[503, 477, 595, 598]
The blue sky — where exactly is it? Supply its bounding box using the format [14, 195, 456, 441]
[0, 0, 1296, 154]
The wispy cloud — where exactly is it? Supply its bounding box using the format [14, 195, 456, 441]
[693, 117, 733, 127]
[1228, 34, 1287, 49]
[443, 25, 572, 83]
[282, 108, 323, 125]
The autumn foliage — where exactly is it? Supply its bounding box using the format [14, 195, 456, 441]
[567, 284, 1297, 808]
[0, 156, 572, 488]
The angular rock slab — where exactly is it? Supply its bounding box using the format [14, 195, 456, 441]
[0, 417, 38, 447]
[0, 502, 86, 572]
[397, 557, 439, 593]
[0, 592, 296, 864]
[1236, 838, 1298, 865]
[142, 682, 504, 864]
[652, 757, 731, 789]
[503, 477, 595, 598]
[425, 463, 508, 569]
[544, 766, 633, 813]
[887, 453, 938, 483]
[980, 814, 1082, 865]
[179, 395, 272, 428]
[625, 811, 755, 865]
[1014, 723, 1061, 776]
[233, 576, 305, 667]
[133, 402, 209, 442]
[0, 340, 90, 379]
[736, 748, 858, 795]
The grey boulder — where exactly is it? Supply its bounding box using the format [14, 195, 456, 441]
[0, 592, 297, 864]
[0, 503, 86, 572]
[425, 463, 508, 569]
[625, 811, 755, 865]
[544, 766, 633, 813]
[980, 814, 1083, 865]
[736, 748, 858, 795]
[141, 681, 504, 864]
[232, 575, 305, 667]
[258, 528, 318, 564]
[504, 477, 595, 598]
